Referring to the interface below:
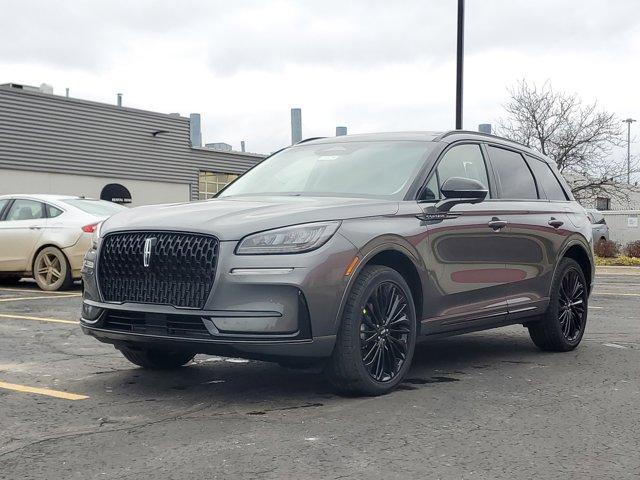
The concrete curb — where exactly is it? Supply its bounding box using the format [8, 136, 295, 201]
[596, 265, 640, 275]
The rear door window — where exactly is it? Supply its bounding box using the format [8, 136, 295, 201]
[5, 199, 46, 221]
[487, 146, 538, 200]
[525, 156, 567, 201]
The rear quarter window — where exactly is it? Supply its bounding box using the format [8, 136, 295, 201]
[525, 156, 568, 201]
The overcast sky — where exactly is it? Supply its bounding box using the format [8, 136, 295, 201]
[1, 0, 639, 157]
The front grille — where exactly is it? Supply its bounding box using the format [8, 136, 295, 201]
[98, 231, 218, 309]
[103, 310, 211, 339]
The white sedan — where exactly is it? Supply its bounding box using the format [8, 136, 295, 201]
[0, 194, 127, 291]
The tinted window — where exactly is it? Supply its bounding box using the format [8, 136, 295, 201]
[435, 144, 490, 197]
[47, 205, 64, 218]
[526, 156, 567, 201]
[422, 174, 439, 200]
[5, 199, 45, 221]
[63, 199, 127, 216]
[488, 146, 538, 200]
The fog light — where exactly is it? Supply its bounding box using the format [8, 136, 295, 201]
[81, 303, 103, 323]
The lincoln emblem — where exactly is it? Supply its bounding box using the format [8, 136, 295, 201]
[143, 237, 157, 267]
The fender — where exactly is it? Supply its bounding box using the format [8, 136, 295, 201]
[548, 233, 594, 297]
[332, 235, 427, 332]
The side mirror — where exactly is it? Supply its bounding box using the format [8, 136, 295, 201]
[436, 177, 488, 212]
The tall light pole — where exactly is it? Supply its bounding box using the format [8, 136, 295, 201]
[623, 118, 636, 184]
[455, 0, 465, 130]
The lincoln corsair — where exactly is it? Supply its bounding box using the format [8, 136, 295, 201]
[80, 131, 594, 395]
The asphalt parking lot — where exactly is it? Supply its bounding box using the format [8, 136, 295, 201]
[0, 268, 639, 480]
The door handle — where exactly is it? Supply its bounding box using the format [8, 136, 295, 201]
[488, 217, 507, 231]
[548, 218, 564, 229]
[29, 226, 42, 230]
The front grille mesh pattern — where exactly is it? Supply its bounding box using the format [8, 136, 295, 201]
[98, 232, 218, 309]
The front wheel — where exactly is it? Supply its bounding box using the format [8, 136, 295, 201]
[528, 258, 588, 351]
[118, 346, 195, 369]
[325, 265, 417, 396]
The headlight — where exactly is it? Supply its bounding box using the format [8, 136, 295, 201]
[236, 221, 341, 255]
[91, 222, 103, 249]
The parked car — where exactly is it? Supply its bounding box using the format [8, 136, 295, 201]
[0, 194, 127, 291]
[586, 209, 610, 242]
[80, 131, 594, 395]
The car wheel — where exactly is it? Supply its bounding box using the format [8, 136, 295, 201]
[528, 258, 588, 352]
[118, 346, 195, 369]
[325, 265, 417, 396]
[33, 246, 73, 291]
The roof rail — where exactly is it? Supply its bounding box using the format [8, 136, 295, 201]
[436, 130, 528, 148]
[295, 137, 326, 145]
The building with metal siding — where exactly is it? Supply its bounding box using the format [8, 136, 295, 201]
[0, 84, 264, 206]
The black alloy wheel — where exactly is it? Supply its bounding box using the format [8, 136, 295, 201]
[325, 265, 417, 396]
[528, 257, 588, 352]
[558, 268, 586, 342]
[359, 281, 411, 382]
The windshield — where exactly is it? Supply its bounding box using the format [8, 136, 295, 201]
[219, 141, 434, 199]
[63, 199, 128, 216]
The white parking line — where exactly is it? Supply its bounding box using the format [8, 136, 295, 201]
[593, 292, 640, 297]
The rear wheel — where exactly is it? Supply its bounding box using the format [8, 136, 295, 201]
[528, 258, 588, 351]
[33, 246, 73, 291]
[118, 346, 195, 369]
[325, 265, 417, 396]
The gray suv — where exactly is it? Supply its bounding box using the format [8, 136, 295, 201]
[80, 131, 594, 395]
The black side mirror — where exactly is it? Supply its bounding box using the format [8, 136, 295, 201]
[436, 177, 488, 212]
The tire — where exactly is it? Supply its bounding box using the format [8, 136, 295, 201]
[33, 246, 73, 291]
[528, 258, 588, 352]
[325, 265, 417, 396]
[119, 346, 195, 369]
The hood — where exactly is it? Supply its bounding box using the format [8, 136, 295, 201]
[100, 195, 399, 241]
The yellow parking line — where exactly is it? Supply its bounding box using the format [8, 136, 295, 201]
[0, 294, 81, 302]
[0, 287, 81, 295]
[0, 381, 88, 400]
[0, 313, 78, 325]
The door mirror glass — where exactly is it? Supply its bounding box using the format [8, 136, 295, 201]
[436, 177, 488, 211]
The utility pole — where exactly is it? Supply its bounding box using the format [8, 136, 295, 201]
[623, 118, 636, 184]
[455, 0, 465, 130]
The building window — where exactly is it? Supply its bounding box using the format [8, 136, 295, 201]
[199, 171, 239, 199]
[595, 197, 611, 211]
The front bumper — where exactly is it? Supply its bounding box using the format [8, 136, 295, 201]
[80, 234, 358, 359]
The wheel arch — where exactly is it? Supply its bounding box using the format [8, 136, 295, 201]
[334, 241, 426, 333]
[556, 240, 594, 294]
[30, 243, 70, 275]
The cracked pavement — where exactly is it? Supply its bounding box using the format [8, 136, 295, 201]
[0, 268, 639, 479]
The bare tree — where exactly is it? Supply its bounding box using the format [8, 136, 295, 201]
[497, 80, 638, 206]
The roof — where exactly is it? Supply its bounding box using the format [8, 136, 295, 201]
[0, 194, 87, 201]
[296, 130, 550, 163]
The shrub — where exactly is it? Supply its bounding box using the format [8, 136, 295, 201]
[625, 241, 640, 258]
[594, 239, 620, 258]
